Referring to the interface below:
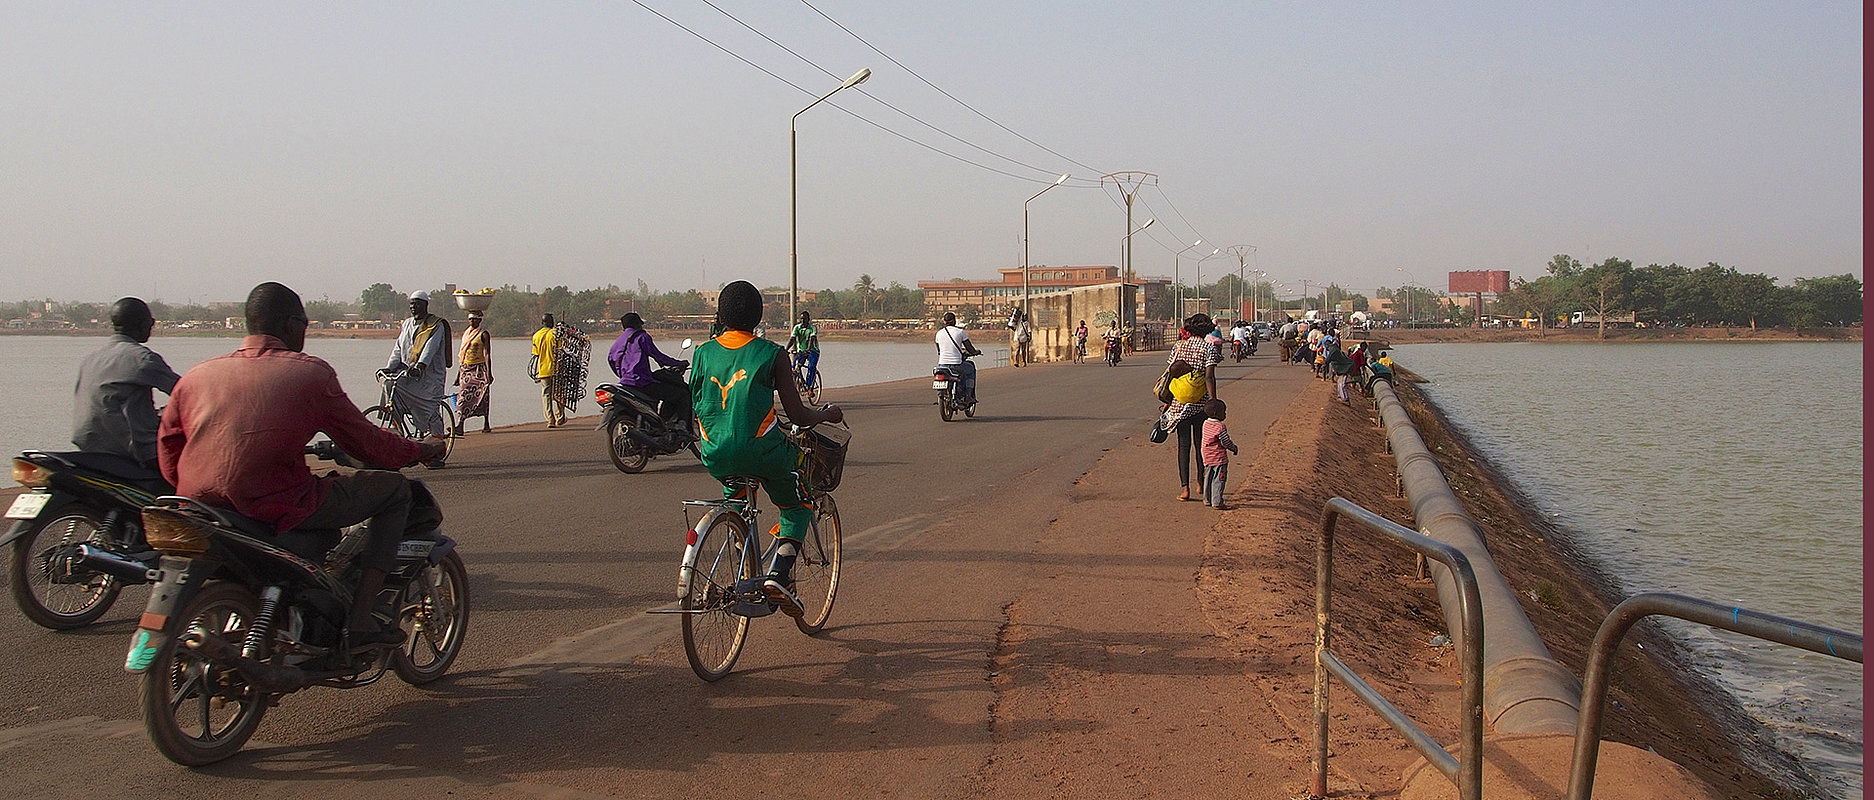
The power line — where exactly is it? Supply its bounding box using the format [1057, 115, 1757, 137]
[797, 0, 1106, 180]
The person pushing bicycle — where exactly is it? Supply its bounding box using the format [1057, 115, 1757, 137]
[692, 282, 842, 617]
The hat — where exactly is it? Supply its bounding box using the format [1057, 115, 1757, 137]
[409, 290, 431, 302]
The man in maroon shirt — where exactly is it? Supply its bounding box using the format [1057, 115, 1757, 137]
[159, 282, 445, 649]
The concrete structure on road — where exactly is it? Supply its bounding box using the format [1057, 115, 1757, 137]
[919, 266, 1169, 322]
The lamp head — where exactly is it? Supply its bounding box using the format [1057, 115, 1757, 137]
[1054, 173, 1070, 185]
[843, 67, 872, 88]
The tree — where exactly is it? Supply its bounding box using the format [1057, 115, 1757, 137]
[854, 274, 877, 318]
[1576, 258, 1634, 339]
[1794, 274, 1863, 326]
[360, 283, 402, 320]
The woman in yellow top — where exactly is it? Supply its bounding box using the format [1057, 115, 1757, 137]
[531, 314, 564, 427]
[455, 310, 493, 434]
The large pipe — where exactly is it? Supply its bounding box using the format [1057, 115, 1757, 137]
[1370, 376, 1582, 733]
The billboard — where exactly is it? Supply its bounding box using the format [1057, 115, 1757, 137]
[1448, 269, 1510, 294]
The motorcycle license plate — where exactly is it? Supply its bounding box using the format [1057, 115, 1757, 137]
[4, 492, 49, 520]
[933, 380, 949, 389]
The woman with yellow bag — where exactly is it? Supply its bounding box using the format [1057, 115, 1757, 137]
[1160, 314, 1221, 501]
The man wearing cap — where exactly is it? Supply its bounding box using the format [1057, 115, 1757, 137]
[385, 290, 453, 463]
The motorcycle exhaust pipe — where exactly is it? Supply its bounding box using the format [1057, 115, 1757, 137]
[73, 544, 158, 583]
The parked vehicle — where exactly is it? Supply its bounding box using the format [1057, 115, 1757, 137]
[120, 440, 469, 766]
[1568, 311, 1638, 327]
[6, 450, 170, 629]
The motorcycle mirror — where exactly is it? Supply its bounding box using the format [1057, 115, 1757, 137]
[681, 338, 694, 350]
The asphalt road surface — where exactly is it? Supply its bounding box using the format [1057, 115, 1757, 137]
[0, 347, 1305, 798]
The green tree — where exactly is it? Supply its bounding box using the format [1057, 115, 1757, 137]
[360, 283, 402, 320]
[1794, 274, 1863, 325]
[1575, 258, 1634, 339]
[854, 274, 877, 318]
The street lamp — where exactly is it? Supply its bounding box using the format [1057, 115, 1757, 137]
[1396, 267, 1417, 327]
[1173, 239, 1203, 319]
[1119, 218, 1155, 326]
[790, 66, 872, 324]
[1022, 173, 1070, 322]
[1194, 248, 1221, 318]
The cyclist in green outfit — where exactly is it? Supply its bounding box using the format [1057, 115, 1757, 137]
[691, 282, 843, 616]
[788, 310, 821, 393]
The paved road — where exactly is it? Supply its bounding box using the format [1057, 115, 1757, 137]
[0, 346, 1302, 798]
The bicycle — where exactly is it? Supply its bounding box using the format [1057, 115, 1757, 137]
[790, 349, 822, 406]
[364, 368, 456, 466]
[663, 421, 846, 681]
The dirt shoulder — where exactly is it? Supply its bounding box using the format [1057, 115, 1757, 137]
[1191, 364, 1807, 797]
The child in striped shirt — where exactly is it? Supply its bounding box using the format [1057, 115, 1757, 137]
[1200, 398, 1239, 509]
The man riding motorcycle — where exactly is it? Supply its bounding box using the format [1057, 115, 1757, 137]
[72, 297, 180, 471]
[158, 282, 445, 650]
[607, 312, 692, 436]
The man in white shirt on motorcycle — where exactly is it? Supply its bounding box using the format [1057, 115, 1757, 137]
[934, 312, 981, 404]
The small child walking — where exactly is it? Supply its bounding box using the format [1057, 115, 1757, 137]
[1200, 398, 1239, 509]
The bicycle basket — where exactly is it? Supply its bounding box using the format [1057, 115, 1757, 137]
[802, 424, 849, 492]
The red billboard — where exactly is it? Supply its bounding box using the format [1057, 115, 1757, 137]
[1448, 270, 1510, 294]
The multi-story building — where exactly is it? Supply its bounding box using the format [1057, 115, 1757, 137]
[921, 266, 1169, 321]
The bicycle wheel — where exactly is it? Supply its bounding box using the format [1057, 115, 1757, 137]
[798, 366, 820, 405]
[681, 512, 754, 681]
[363, 404, 405, 438]
[793, 493, 841, 634]
[433, 401, 458, 461]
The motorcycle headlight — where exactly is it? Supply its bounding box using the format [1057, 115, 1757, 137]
[142, 508, 212, 556]
[11, 458, 50, 487]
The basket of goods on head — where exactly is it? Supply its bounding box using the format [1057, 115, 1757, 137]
[454, 288, 497, 313]
[802, 422, 849, 492]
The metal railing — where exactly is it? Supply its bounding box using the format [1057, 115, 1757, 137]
[1566, 593, 1864, 800]
[1314, 496, 1485, 800]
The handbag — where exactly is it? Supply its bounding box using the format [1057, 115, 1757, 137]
[1148, 419, 1169, 443]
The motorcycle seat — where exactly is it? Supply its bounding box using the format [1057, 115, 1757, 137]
[28, 450, 172, 493]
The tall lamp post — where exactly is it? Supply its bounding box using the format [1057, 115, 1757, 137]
[1119, 218, 1155, 327]
[1396, 267, 1417, 327]
[791, 67, 872, 325]
[1022, 173, 1070, 323]
[1225, 244, 1256, 320]
[1194, 248, 1222, 318]
[1172, 239, 1204, 319]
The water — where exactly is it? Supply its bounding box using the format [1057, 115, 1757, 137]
[0, 333, 982, 486]
[1398, 341, 1863, 798]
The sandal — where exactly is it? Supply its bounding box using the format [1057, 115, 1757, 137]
[1177, 488, 1192, 501]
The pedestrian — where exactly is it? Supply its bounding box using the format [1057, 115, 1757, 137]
[531, 313, 565, 427]
[455, 310, 492, 435]
[1200, 399, 1238, 509]
[386, 290, 452, 465]
[1161, 314, 1219, 501]
[1329, 345, 1355, 402]
[72, 297, 180, 470]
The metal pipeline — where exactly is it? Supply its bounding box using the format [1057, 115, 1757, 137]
[1370, 377, 1582, 734]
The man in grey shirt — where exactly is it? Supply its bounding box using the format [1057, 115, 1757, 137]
[72, 297, 179, 469]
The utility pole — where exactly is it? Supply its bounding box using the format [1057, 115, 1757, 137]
[1100, 172, 1156, 327]
[1226, 245, 1256, 320]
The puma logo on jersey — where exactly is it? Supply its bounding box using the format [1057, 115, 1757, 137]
[710, 369, 749, 407]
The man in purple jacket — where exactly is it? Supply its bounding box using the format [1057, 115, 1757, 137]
[606, 313, 691, 432]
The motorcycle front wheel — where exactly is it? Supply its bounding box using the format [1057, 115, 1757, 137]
[938, 390, 955, 422]
[8, 503, 123, 629]
[607, 416, 650, 473]
[393, 551, 471, 685]
[140, 582, 269, 766]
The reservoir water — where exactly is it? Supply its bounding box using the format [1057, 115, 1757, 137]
[1397, 341, 1862, 799]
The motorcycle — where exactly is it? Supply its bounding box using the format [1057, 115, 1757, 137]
[932, 364, 975, 422]
[1103, 336, 1122, 366]
[117, 439, 469, 766]
[595, 341, 696, 473]
[5, 450, 171, 629]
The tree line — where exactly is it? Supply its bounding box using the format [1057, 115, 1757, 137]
[1495, 256, 1861, 331]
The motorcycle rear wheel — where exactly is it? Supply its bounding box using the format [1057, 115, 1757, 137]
[393, 551, 471, 685]
[8, 503, 123, 629]
[140, 582, 269, 766]
[682, 512, 754, 681]
[608, 417, 650, 473]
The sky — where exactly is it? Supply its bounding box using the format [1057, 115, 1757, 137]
[2, 1, 1863, 305]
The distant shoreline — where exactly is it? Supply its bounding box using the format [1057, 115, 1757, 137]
[0, 324, 1857, 344]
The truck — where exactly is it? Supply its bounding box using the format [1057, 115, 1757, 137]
[1569, 311, 1637, 327]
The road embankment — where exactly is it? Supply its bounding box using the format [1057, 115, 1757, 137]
[1195, 363, 1806, 798]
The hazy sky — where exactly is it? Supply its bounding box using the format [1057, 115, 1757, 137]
[3, 1, 1862, 305]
